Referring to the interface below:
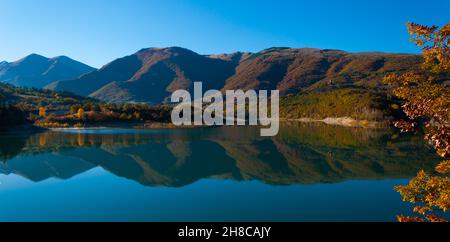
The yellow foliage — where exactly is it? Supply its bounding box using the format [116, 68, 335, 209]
[407, 22, 450, 73]
[395, 170, 450, 214]
[77, 108, 85, 119]
[436, 160, 450, 174]
[385, 22, 450, 222]
[38, 107, 46, 117]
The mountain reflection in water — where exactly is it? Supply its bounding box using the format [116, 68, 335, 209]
[0, 123, 440, 187]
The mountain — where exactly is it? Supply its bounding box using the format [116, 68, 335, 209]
[45, 47, 422, 103]
[223, 48, 421, 94]
[0, 61, 8, 69]
[0, 54, 95, 88]
[47, 47, 243, 103]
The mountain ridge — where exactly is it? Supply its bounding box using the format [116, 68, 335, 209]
[48, 47, 240, 103]
[0, 54, 96, 88]
[44, 46, 422, 103]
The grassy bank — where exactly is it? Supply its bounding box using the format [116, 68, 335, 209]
[280, 88, 398, 122]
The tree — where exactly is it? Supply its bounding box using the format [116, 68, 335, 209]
[77, 108, 85, 119]
[0, 105, 28, 127]
[384, 22, 450, 222]
[70, 104, 82, 114]
[38, 107, 46, 117]
[133, 111, 141, 120]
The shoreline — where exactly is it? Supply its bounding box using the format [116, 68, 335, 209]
[48, 122, 207, 131]
[280, 117, 387, 128]
[2, 118, 389, 133]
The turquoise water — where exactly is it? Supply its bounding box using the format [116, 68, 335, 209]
[0, 123, 441, 221]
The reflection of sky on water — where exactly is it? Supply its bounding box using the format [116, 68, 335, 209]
[0, 168, 412, 222]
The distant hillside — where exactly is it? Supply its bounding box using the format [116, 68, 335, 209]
[0, 82, 97, 110]
[0, 82, 97, 128]
[280, 88, 402, 122]
[45, 47, 421, 104]
[0, 82, 172, 129]
[0, 54, 95, 88]
[47, 47, 242, 103]
[224, 48, 421, 94]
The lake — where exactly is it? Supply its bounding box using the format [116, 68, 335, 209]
[0, 123, 440, 222]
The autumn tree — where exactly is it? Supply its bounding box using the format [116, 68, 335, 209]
[77, 108, 85, 119]
[384, 22, 450, 222]
[38, 106, 46, 117]
[70, 104, 82, 114]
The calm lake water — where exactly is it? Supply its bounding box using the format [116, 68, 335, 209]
[0, 123, 440, 222]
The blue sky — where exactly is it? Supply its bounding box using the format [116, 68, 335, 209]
[1, 0, 449, 68]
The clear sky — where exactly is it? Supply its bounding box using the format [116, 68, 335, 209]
[1, 0, 449, 68]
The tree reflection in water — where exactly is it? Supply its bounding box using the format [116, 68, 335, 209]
[0, 123, 440, 187]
